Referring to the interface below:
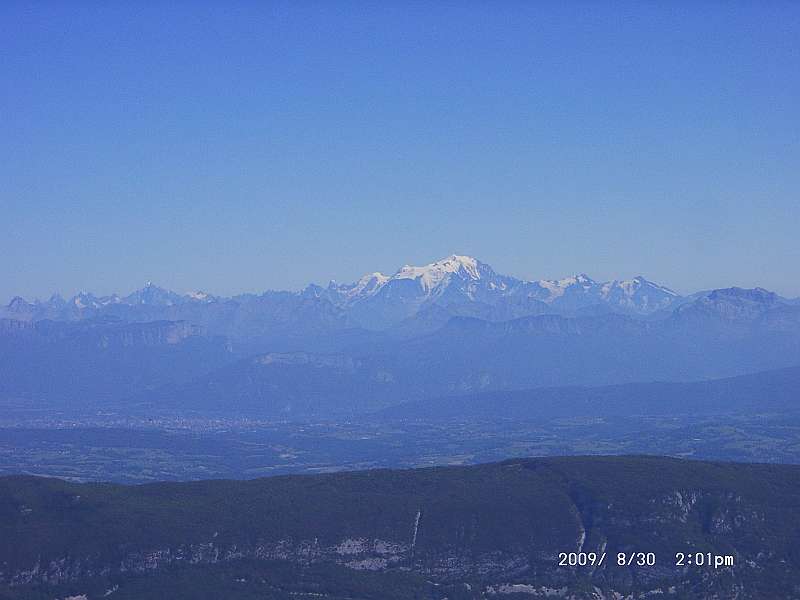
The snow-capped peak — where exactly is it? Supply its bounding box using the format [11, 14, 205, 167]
[186, 291, 213, 301]
[338, 272, 389, 302]
[361, 272, 390, 285]
[393, 255, 483, 290]
[533, 273, 596, 300]
[600, 277, 679, 298]
[123, 283, 182, 306]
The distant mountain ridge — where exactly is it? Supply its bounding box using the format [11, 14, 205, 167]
[7, 254, 793, 332]
[376, 365, 800, 422]
[0, 317, 234, 406]
[3, 256, 799, 418]
[309, 255, 685, 328]
[126, 312, 800, 418]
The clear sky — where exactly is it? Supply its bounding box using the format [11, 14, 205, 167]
[2, 1, 799, 301]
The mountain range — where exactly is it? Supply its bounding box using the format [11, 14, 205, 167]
[2, 255, 800, 418]
[4, 255, 754, 331]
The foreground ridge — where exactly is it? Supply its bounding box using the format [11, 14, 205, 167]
[2, 455, 799, 599]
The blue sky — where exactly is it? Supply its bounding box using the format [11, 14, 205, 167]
[2, 1, 799, 300]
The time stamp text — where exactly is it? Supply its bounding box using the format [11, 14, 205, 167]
[558, 551, 735, 569]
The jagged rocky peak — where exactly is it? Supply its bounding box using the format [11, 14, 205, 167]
[47, 293, 67, 306]
[7, 296, 34, 312]
[72, 291, 97, 308]
[123, 282, 183, 306]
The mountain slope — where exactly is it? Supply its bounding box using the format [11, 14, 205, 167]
[2, 456, 800, 599]
[0, 318, 234, 406]
[5, 290, 800, 418]
[127, 304, 800, 418]
[377, 365, 800, 421]
[131, 350, 407, 416]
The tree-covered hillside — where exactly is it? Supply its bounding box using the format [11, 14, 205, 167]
[2, 456, 800, 599]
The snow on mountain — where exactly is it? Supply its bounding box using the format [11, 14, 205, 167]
[507, 273, 681, 316]
[598, 276, 679, 313]
[393, 255, 481, 290]
[534, 274, 595, 299]
[314, 255, 683, 328]
[318, 255, 520, 328]
[1, 255, 683, 328]
[322, 256, 485, 301]
[1, 255, 747, 330]
[329, 255, 512, 303]
[72, 291, 107, 309]
[186, 290, 216, 302]
[123, 282, 184, 306]
[327, 272, 390, 305]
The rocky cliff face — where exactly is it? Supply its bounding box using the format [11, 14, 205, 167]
[93, 320, 200, 348]
[0, 318, 201, 348]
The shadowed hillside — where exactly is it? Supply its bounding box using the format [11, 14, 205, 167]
[2, 456, 800, 599]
